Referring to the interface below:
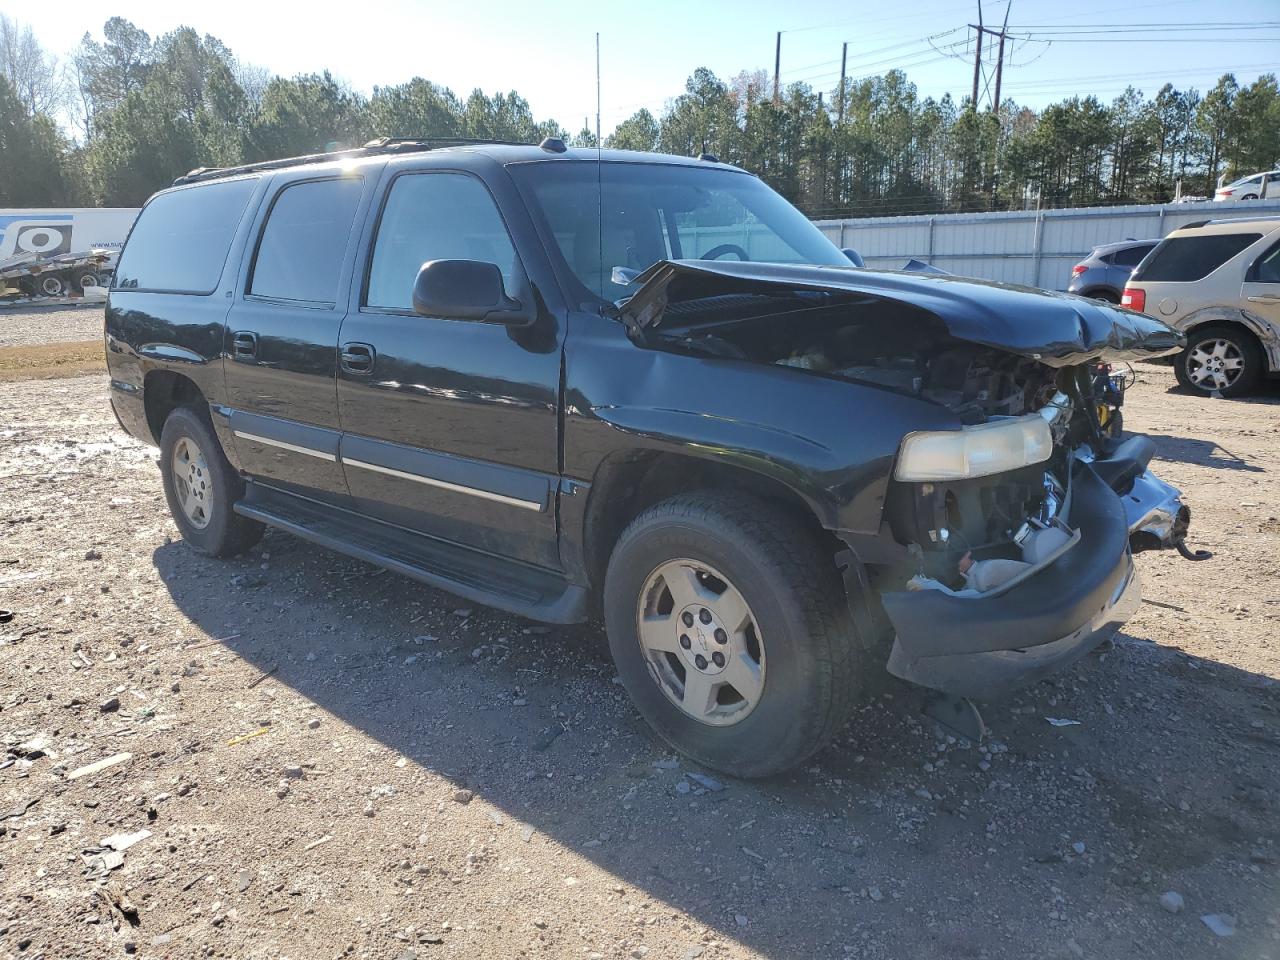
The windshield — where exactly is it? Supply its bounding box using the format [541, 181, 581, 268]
[509, 160, 848, 302]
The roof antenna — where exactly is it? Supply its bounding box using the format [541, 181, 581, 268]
[595, 31, 602, 152]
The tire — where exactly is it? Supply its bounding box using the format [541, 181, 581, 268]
[603, 492, 866, 778]
[77, 272, 100, 291]
[39, 274, 66, 297]
[1090, 289, 1120, 305]
[1242, 194, 1259, 201]
[159, 406, 264, 557]
[1174, 324, 1264, 398]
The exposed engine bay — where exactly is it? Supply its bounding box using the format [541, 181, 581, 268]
[642, 286, 1203, 594]
[648, 290, 1062, 423]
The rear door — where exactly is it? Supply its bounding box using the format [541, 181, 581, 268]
[335, 161, 565, 568]
[222, 169, 375, 503]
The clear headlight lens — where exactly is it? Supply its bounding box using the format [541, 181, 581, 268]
[895, 414, 1054, 482]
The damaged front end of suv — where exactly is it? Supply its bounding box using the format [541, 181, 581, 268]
[619, 259, 1200, 701]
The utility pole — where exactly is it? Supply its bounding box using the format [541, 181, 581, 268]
[969, 2, 1011, 113]
[970, 6, 982, 112]
[992, 4, 1009, 114]
[837, 41, 848, 125]
[773, 31, 782, 105]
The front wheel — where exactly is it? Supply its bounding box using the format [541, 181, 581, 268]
[159, 406, 263, 557]
[1174, 324, 1264, 397]
[604, 492, 866, 778]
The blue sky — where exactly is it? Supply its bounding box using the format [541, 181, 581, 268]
[9, 0, 1280, 134]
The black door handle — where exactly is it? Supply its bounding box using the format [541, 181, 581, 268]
[231, 331, 258, 360]
[340, 342, 375, 374]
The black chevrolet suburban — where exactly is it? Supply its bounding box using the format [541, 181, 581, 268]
[106, 138, 1197, 776]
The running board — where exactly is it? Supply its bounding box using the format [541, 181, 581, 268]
[234, 484, 589, 624]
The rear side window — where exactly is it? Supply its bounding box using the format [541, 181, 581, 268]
[365, 172, 520, 311]
[1133, 233, 1262, 283]
[250, 177, 364, 304]
[114, 177, 257, 294]
[1110, 244, 1154, 268]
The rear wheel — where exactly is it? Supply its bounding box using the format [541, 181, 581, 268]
[159, 406, 263, 557]
[604, 492, 866, 778]
[1174, 324, 1264, 397]
[1090, 289, 1120, 304]
[39, 274, 66, 297]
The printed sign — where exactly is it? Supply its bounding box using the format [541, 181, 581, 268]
[0, 214, 74, 259]
[0, 209, 139, 260]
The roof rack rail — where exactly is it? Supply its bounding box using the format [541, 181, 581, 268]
[172, 137, 533, 186]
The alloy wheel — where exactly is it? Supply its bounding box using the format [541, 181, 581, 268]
[635, 559, 765, 726]
[172, 436, 213, 529]
[1186, 337, 1245, 391]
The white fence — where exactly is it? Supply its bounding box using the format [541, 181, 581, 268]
[814, 198, 1280, 290]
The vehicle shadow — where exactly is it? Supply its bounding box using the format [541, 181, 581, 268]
[1162, 378, 1280, 405]
[153, 532, 1280, 959]
[1149, 434, 1266, 472]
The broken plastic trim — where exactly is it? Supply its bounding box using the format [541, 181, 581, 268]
[903, 453, 1085, 600]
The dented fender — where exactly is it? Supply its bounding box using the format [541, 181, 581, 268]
[561, 311, 960, 537]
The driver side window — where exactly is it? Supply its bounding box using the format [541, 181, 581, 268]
[365, 172, 519, 312]
[1248, 240, 1280, 284]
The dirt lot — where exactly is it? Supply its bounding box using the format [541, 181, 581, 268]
[0, 305, 104, 349]
[1, 354, 1279, 958]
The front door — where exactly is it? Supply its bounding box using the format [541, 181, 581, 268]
[222, 172, 372, 503]
[1242, 236, 1280, 368]
[335, 167, 564, 568]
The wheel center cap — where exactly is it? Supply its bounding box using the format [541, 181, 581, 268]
[676, 604, 728, 675]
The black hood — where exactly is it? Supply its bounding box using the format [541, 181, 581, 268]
[620, 260, 1184, 367]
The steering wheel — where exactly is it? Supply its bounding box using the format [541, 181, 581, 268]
[699, 243, 750, 261]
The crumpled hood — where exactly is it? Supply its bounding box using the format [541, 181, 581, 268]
[621, 260, 1184, 367]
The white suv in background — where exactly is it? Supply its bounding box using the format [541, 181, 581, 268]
[1121, 216, 1280, 397]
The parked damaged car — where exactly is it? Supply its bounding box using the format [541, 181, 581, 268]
[105, 140, 1202, 777]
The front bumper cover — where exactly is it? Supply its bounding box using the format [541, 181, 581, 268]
[880, 454, 1169, 700]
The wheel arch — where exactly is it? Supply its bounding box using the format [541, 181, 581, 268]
[1078, 286, 1120, 303]
[143, 369, 209, 444]
[579, 448, 841, 595]
[1181, 309, 1277, 372]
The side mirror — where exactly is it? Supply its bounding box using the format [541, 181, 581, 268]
[841, 247, 865, 267]
[411, 259, 535, 326]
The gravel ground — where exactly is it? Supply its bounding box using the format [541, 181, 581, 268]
[0, 305, 105, 348]
[1, 365, 1278, 960]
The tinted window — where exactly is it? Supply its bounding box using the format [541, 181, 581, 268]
[1133, 233, 1261, 283]
[250, 178, 364, 304]
[510, 161, 847, 301]
[114, 178, 257, 294]
[1110, 244, 1155, 268]
[366, 173, 519, 311]
[1248, 240, 1280, 283]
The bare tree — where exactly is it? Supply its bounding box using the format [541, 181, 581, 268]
[0, 13, 65, 117]
[234, 60, 272, 108]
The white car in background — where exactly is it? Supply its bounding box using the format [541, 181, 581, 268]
[1214, 170, 1280, 202]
